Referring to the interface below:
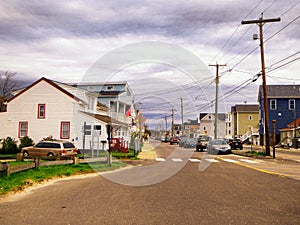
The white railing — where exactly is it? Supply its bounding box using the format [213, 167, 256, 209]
[241, 129, 259, 142]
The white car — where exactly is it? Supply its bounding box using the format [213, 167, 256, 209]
[207, 139, 231, 154]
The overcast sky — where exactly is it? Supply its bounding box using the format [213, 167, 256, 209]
[1, 0, 299, 126]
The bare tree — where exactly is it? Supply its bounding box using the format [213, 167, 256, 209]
[0, 71, 23, 111]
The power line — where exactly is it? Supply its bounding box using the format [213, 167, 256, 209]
[209, 0, 264, 63]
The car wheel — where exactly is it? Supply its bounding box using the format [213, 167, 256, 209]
[47, 152, 55, 157]
[240, 147, 243, 150]
[23, 151, 29, 157]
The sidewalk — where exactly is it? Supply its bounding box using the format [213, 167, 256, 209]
[229, 145, 300, 181]
[137, 141, 158, 160]
[238, 145, 300, 163]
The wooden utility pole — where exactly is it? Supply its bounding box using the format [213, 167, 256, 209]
[181, 98, 184, 135]
[209, 63, 226, 139]
[241, 13, 280, 156]
[171, 109, 174, 137]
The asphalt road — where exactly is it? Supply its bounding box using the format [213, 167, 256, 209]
[1, 143, 300, 225]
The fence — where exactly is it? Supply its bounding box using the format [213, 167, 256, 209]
[0, 155, 108, 176]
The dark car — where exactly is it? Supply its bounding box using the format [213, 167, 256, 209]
[227, 138, 243, 150]
[196, 135, 212, 151]
[183, 138, 196, 148]
[161, 137, 170, 143]
[170, 137, 180, 145]
[179, 136, 188, 147]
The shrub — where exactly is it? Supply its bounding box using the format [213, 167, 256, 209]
[0, 137, 18, 154]
[19, 136, 34, 150]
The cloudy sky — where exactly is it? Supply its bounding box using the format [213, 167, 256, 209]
[1, 0, 299, 126]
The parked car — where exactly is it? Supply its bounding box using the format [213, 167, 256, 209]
[196, 135, 212, 151]
[170, 137, 180, 145]
[227, 138, 243, 150]
[183, 138, 197, 148]
[179, 136, 188, 147]
[207, 139, 231, 154]
[161, 137, 170, 143]
[21, 141, 78, 158]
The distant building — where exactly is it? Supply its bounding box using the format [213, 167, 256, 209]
[225, 112, 233, 139]
[184, 118, 200, 138]
[199, 113, 226, 138]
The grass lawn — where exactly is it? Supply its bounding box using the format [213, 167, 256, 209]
[0, 161, 125, 196]
[245, 151, 266, 156]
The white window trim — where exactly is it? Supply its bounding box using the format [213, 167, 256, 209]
[289, 99, 295, 110]
[270, 99, 277, 110]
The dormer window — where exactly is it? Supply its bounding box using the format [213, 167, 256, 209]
[106, 86, 114, 90]
[38, 104, 46, 119]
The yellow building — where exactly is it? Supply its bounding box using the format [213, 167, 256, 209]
[231, 104, 259, 144]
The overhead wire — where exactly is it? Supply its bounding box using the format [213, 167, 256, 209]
[209, 0, 264, 64]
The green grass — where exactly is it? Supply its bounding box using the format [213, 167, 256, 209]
[112, 149, 136, 159]
[0, 154, 17, 159]
[245, 151, 266, 156]
[0, 161, 125, 196]
[5, 160, 33, 167]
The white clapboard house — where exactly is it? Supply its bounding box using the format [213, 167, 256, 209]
[0, 77, 132, 151]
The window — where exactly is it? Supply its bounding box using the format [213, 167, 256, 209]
[110, 101, 117, 112]
[270, 99, 277, 110]
[60, 122, 70, 139]
[289, 99, 295, 110]
[38, 104, 46, 119]
[119, 103, 124, 113]
[203, 126, 206, 131]
[106, 86, 114, 90]
[19, 121, 28, 138]
[87, 96, 95, 111]
[249, 115, 253, 121]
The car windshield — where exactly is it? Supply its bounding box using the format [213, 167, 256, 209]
[211, 140, 227, 145]
[198, 136, 211, 141]
[186, 138, 196, 143]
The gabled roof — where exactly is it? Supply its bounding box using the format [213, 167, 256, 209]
[287, 117, 300, 128]
[258, 85, 300, 99]
[7, 77, 86, 103]
[80, 111, 128, 126]
[199, 113, 226, 121]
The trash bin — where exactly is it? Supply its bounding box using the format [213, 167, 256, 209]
[292, 138, 299, 149]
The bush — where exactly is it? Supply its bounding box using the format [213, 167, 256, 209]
[0, 137, 18, 154]
[19, 136, 34, 150]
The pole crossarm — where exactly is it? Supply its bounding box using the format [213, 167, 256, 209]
[241, 17, 281, 25]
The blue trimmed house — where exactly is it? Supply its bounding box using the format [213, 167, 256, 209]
[258, 85, 300, 145]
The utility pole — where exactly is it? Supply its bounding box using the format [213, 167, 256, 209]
[209, 63, 226, 139]
[165, 116, 168, 139]
[172, 109, 174, 137]
[241, 13, 280, 156]
[181, 98, 184, 135]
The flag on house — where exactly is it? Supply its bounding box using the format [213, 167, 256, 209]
[125, 106, 132, 117]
